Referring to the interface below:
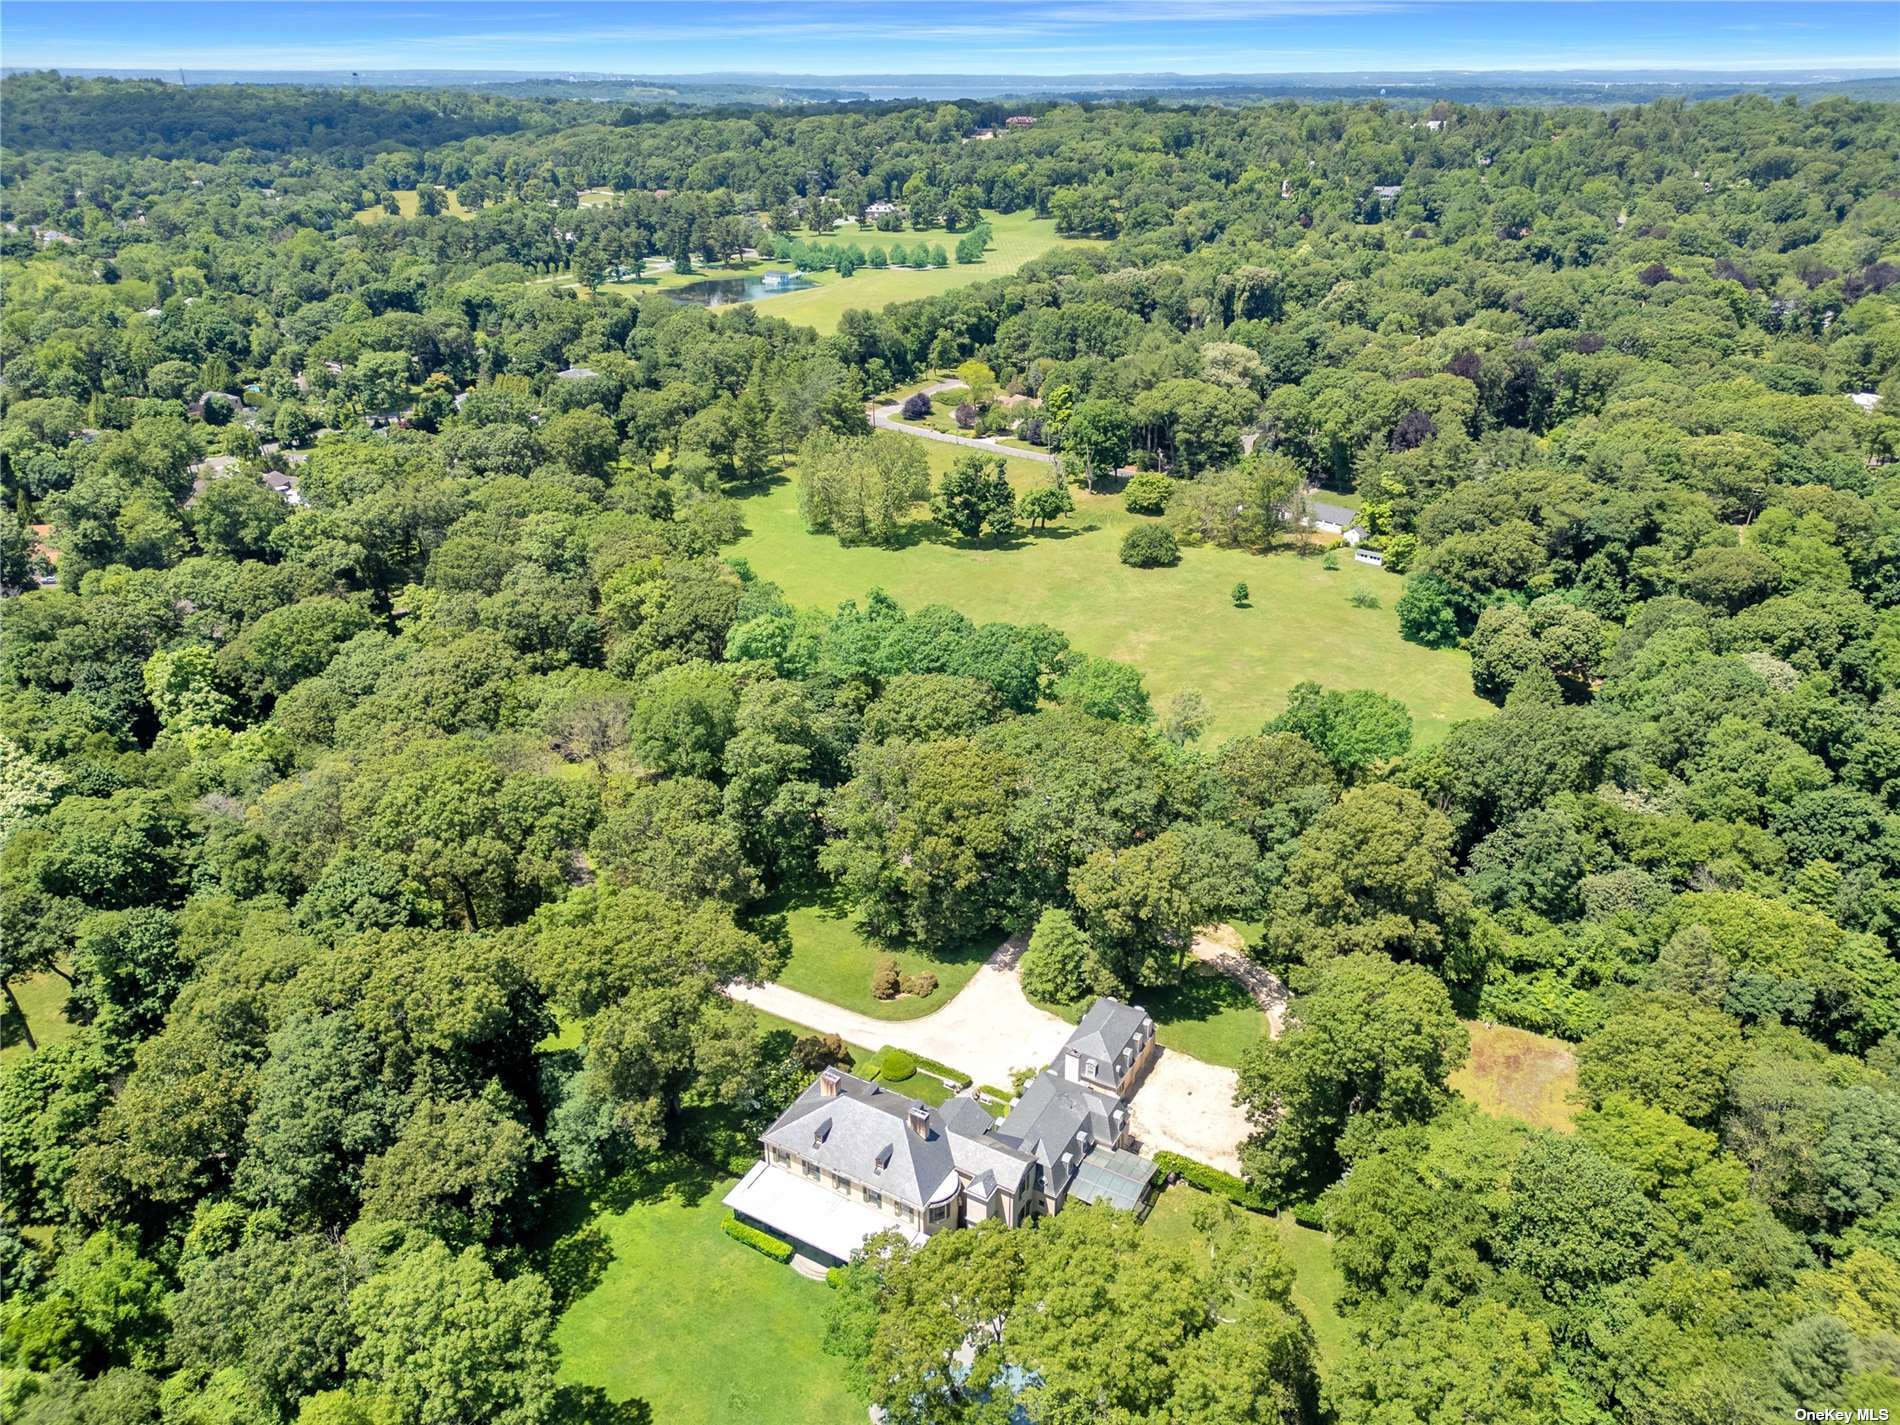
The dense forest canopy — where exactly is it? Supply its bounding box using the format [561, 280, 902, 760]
[1, 69, 1898, 1425]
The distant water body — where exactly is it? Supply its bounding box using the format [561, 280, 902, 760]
[665, 272, 819, 307]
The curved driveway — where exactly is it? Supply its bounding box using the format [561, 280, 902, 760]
[870, 381, 1059, 464]
[727, 936, 1253, 1173]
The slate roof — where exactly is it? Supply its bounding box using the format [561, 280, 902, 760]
[760, 1070, 1030, 1208]
[993, 1070, 1120, 1179]
[1064, 997, 1151, 1069]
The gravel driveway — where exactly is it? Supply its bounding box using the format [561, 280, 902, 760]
[728, 938, 1258, 1173]
[727, 938, 1073, 1090]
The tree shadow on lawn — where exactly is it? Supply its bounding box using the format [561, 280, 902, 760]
[551, 1383, 654, 1425]
[534, 1155, 726, 1310]
[1145, 962, 1258, 1027]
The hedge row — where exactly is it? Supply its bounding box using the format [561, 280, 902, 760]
[1153, 1152, 1269, 1212]
[722, 1214, 795, 1263]
[975, 1084, 1013, 1105]
[906, 1053, 972, 1089]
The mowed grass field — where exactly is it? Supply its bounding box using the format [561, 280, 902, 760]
[552, 1163, 862, 1425]
[594, 209, 1098, 333]
[731, 450, 1488, 745]
[352, 187, 474, 223]
[764, 887, 995, 1021]
[1449, 1021, 1581, 1132]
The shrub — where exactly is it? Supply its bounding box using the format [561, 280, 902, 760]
[1321, 551, 1340, 570]
[791, 1033, 851, 1072]
[722, 1215, 794, 1263]
[1120, 524, 1180, 568]
[870, 955, 901, 1000]
[1231, 582, 1249, 607]
[1153, 1151, 1270, 1211]
[900, 970, 938, 999]
[825, 1265, 846, 1289]
[1349, 588, 1381, 609]
[899, 392, 932, 420]
[877, 1048, 918, 1081]
[953, 403, 978, 429]
[976, 1084, 1013, 1105]
[1122, 471, 1175, 514]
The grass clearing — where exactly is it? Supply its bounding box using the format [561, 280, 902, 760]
[1449, 1020, 1580, 1132]
[1142, 1184, 1350, 1371]
[352, 187, 473, 223]
[1032, 962, 1269, 1070]
[731, 468, 1487, 746]
[762, 887, 994, 1021]
[0, 969, 75, 1067]
[551, 1161, 860, 1425]
[591, 209, 1097, 333]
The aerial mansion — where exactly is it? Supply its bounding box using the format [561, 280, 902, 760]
[724, 999, 1162, 1266]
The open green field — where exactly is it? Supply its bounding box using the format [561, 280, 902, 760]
[1143, 1185, 1349, 1370]
[765, 887, 995, 1021]
[552, 1162, 861, 1425]
[594, 209, 1098, 333]
[1449, 1021, 1580, 1132]
[0, 970, 75, 1067]
[1035, 962, 1269, 1070]
[731, 465, 1487, 746]
[352, 187, 474, 223]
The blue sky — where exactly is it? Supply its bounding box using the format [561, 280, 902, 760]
[3, 1, 1895, 77]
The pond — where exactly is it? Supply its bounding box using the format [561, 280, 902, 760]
[666, 271, 819, 307]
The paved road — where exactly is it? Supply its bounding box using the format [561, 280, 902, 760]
[870, 381, 1059, 465]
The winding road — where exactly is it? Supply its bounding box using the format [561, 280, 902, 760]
[869, 380, 1059, 464]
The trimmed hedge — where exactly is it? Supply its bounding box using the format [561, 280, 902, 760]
[1153, 1151, 1269, 1212]
[976, 1084, 1013, 1105]
[722, 1214, 795, 1263]
[908, 1054, 973, 1089]
[825, 1265, 846, 1289]
[877, 1048, 918, 1082]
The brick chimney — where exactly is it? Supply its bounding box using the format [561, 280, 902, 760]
[907, 1106, 931, 1140]
[820, 1067, 842, 1097]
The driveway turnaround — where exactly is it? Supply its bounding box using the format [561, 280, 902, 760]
[727, 938, 1074, 1091]
[726, 937, 1256, 1173]
[1126, 1051, 1249, 1174]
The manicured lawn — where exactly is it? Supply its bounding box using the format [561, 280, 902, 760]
[1142, 966, 1270, 1068]
[764, 887, 995, 1022]
[730, 467, 1487, 747]
[1142, 1185, 1349, 1371]
[0, 970, 75, 1067]
[1032, 963, 1269, 1070]
[1449, 1020, 1580, 1132]
[552, 1162, 861, 1425]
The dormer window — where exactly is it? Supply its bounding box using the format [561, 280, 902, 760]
[812, 1117, 832, 1147]
[874, 1143, 893, 1174]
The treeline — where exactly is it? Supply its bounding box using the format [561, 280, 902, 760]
[1, 76, 1898, 1425]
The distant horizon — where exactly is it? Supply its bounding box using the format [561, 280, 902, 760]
[4, 1, 1897, 77]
